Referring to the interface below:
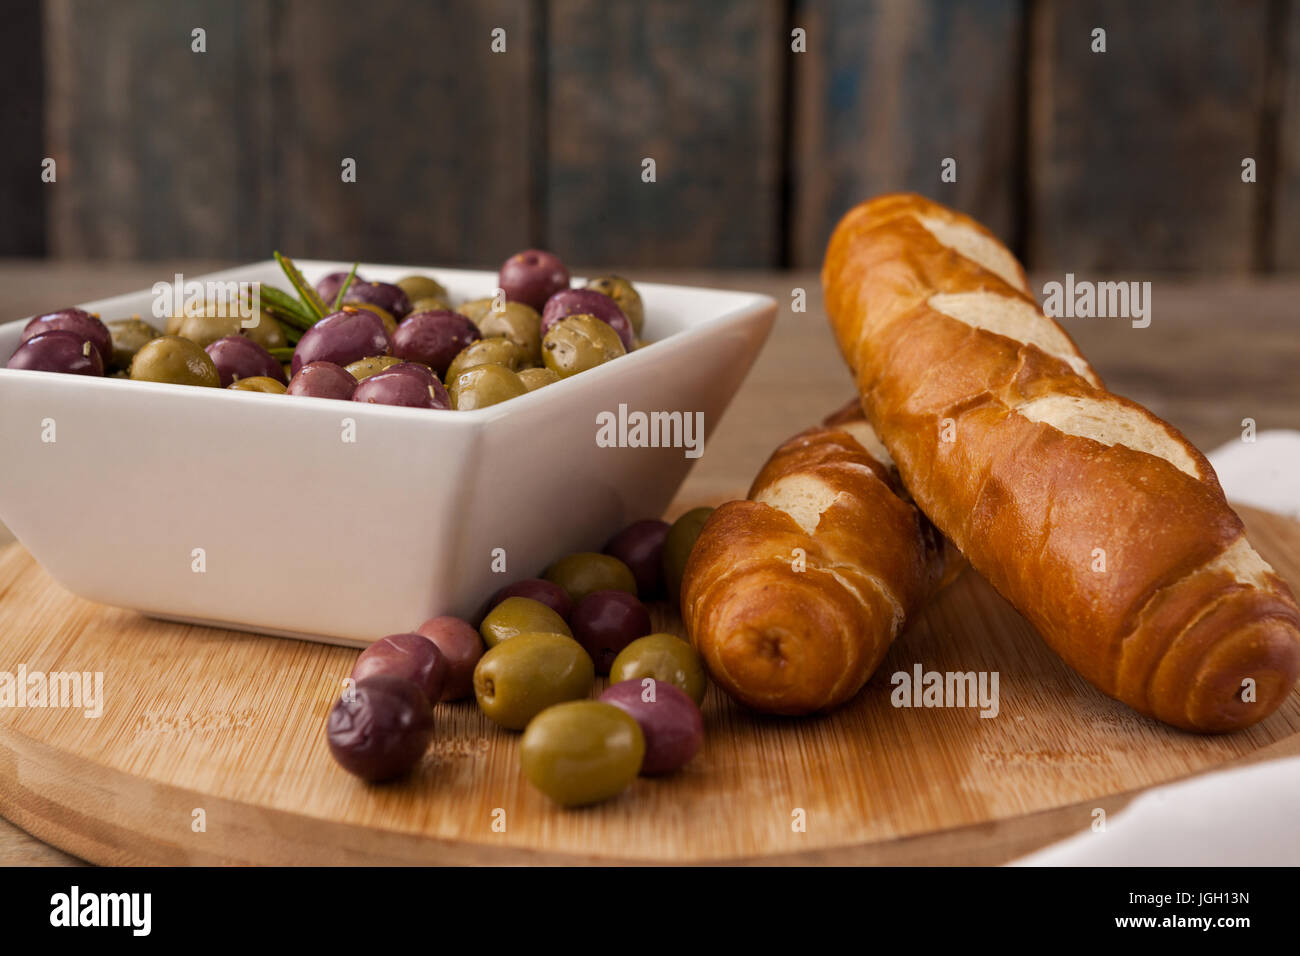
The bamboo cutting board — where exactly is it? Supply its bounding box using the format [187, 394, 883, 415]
[0, 505, 1297, 866]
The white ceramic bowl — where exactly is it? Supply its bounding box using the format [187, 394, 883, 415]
[0, 261, 774, 645]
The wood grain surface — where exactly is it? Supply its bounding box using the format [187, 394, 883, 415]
[1, 264, 1298, 865]
[1027, 0, 1275, 272]
[0, 506, 1296, 866]
[789, 0, 1024, 266]
[545, 0, 785, 267]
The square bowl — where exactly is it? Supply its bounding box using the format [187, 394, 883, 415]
[0, 261, 775, 645]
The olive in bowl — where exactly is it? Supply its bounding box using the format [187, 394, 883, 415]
[291, 307, 390, 375]
[344, 355, 404, 381]
[353, 368, 451, 409]
[518, 367, 559, 391]
[7, 330, 104, 376]
[520, 701, 644, 806]
[106, 318, 161, 371]
[130, 335, 221, 387]
[287, 360, 357, 400]
[205, 336, 286, 387]
[395, 275, 449, 305]
[541, 315, 626, 379]
[586, 276, 645, 337]
[477, 302, 543, 365]
[21, 308, 113, 367]
[448, 364, 527, 411]
[316, 270, 366, 307]
[228, 376, 287, 393]
[392, 309, 481, 378]
[443, 337, 525, 384]
[343, 280, 412, 321]
[326, 675, 434, 782]
[540, 289, 635, 353]
[499, 249, 570, 311]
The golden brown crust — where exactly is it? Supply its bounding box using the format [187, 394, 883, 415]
[682, 422, 949, 714]
[823, 193, 1300, 732]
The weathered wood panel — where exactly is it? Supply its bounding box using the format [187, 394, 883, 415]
[0, 0, 45, 257]
[789, 0, 1025, 267]
[546, 0, 784, 268]
[1028, 0, 1273, 273]
[44, 0, 275, 260]
[274, 0, 539, 266]
[1274, 0, 1300, 268]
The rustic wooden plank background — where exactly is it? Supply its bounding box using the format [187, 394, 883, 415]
[8, 0, 1300, 271]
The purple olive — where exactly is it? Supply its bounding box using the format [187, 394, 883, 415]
[316, 270, 367, 307]
[351, 633, 447, 703]
[570, 590, 651, 675]
[540, 289, 635, 352]
[392, 310, 481, 378]
[344, 280, 412, 320]
[384, 361, 439, 387]
[7, 330, 104, 376]
[326, 675, 434, 782]
[22, 308, 112, 366]
[291, 307, 390, 375]
[352, 368, 450, 409]
[415, 616, 485, 701]
[499, 249, 570, 311]
[488, 579, 574, 622]
[600, 679, 703, 775]
[204, 335, 286, 387]
[286, 360, 357, 400]
[604, 519, 671, 599]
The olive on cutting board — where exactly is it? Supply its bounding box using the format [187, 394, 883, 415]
[415, 616, 485, 702]
[544, 552, 637, 604]
[609, 633, 708, 706]
[326, 675, 434, 782]
[351, 633, 448, 703]
[472, 632, 595, 731]
[479, 597, 572, 649]
[601, 679, 703, 775]
[519, 701, 645, 807]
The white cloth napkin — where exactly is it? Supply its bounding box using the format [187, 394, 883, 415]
[1013, 431, 1300, 866]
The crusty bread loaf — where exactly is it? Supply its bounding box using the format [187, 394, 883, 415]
[681, 407, 954, 714]
[823, 193, 1300, 732]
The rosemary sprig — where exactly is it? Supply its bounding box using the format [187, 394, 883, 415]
[331, 262, 360, 311]
[274, 251, 330, 319]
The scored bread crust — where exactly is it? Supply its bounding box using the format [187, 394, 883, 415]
[823, 192, 1300, 732]
[682, 412, 951, 714]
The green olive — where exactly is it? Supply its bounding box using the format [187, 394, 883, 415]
[449, 364, 528, 410]
[585, 275, 645, 336]
[345, 355, 404, 381]
[544, 552, 637, 603]
[346, 301, 397, 336]
[410, 296, 453, 314]
[106, 317, 161, 371]
[520, 701, 645, 807]
[129, 335, 221, 387]
[541, 314, 625, 379]
[610, 633, 707, 705]
[456, 297, 495, 326]
[663, 507, 715, 607]
[175, 304, 286, 351]
[479, 597, 572, 649]
[396, 275, 449, 304]
[478, 302, 542, 365]
[518, 367, 560, 392]
[473, 632, 595, 731]
[227, 376, 287, 394]
[444, 337, 525, 384]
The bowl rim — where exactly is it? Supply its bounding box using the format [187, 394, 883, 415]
[0, 259, 777, 425]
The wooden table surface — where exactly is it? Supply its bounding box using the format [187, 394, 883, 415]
[1, 261, 1297, 866]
